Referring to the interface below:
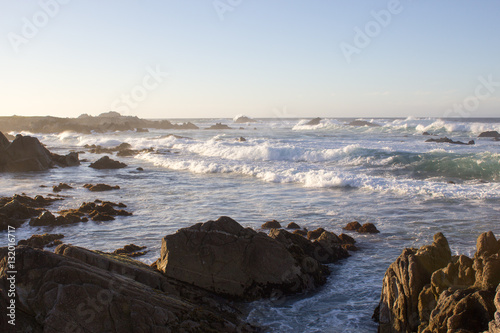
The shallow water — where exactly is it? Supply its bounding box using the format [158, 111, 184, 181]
[1, 117, 499, 332]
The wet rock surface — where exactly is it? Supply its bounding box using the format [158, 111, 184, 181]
[89, 155, 127, 169]
[0, 194, 61, 230]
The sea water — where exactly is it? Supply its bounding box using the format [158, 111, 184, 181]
[1, 117, 499, 332]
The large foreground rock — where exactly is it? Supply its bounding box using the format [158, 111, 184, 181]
[156, 216, 330, 300]
[0, 133, 79, 172]
[374, 231, 500, 333]
[0, 245, 257, 332]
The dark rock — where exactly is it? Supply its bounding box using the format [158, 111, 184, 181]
[261, 220, 282, 229]
[113, 244, 148, 257]
[339, 233, 356, 244]
[307, 227, 325, 240]
[358, 223, 380, 233]
[234, 116, 257, 123]
[425, 137, 475, 145]
[206, 123, 232, 130]
[342, 244, 359, 251]
[52, 182, 73, 193]
[0, 245, 257, 333]
[237, 136, 246, 142]
[18, 233, 64, 248]
[0, 131, 10, 149]
[0, 132, 79, 172]
[89, 156, 127, 169]
[305, 117, 322, 126]
[423, 131, 431, 136]
[348, 120, 381, 127]
[156, 216, 329, 300]
[343, 221, 362, 231]
[83, 183, 120, 192]
[135, 127, 149, 132]
[136, 167, 144, 171]
[293, 229, 308, 236]
[29, 211, 57, 226]
[286, 222, 301, 229]
[479, 131, 500, 138]
[0, 194, 60, 230]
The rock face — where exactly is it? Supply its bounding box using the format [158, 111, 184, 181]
[0, 132, 79, 172]
[374, 231, 500, 333]
[156, 216, 331, 300]
[89, 156, 127, 169]
[0, 245, 256, 332]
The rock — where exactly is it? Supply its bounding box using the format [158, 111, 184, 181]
[475, 231, 500, 258]
[113, 244, 148, 257]
[52, 182, 73, 192]
[83, 183, 120, 192]
[293, 229, 308, 236]
[237, 136, 246, 142]
[343, 221, 362, 231]
[422, 131, 431, 136]
[286, 222, 301, 229]
[358, 223, 380, 233]
[29, 211, 57, 226]
[206, 123, 232, 130]
[234, 116, 257, 123]
[430, 255, 475, 295]
[136, 167, 144, 171]
[425, 137, 475, 145]
[479, 131, 500, 138]
[305, 117, 322, 126]
[0, 245, 257, 332]
[339, 233, 356, 244]
[18, 233, 64, 248]
[348, 120, 381, 127]
[262, 220, 282, 229]
[156, 216, 329, 300]
[0, 194, 60, 230]
[342, 244, 358, 251]
[135, 127, 149, 132]
[0, 132, 79, 172]
[307, 228, 325, 240]
[89, 156, 127, 169]
[270, 228, 349, 264]
[374, 233, 452, 332]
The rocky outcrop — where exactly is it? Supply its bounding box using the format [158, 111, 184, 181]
[343, 221, 380, 233]
[286, 222, 301, 229]
[234, 116, 257, 123]
[479, 131, 500, 138]
[84, 183, 120, 192]
[305, 117, 322, 126]
[0, 194, 60, 230]
[261, 220, 282, 229]
[206, 123, 232, 130]
[18, 233, 64, 248]
[425, 137, 475, 145]
[52, 182, 73, 192]
[0, 132, 79, 172]
[374, 232, 500, 333]
[113, 244, 148, 257]
[84, 142, 154, 157]
[89, 156, 127, 169]
[156, 216, 332, 301]
[0, 245, 257, 332]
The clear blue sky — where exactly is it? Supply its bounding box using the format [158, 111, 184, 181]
[1, 0, 499, 118]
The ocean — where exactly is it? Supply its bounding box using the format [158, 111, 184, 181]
[2, 116, 500, 332]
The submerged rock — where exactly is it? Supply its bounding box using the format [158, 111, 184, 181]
[113, 244, 148, 257]
[305, 117, 322, 126]
[425, 137, 475, 145]
[234, 116, 257, 123]
[156, 216, 331, 300]
[84, 183, 120, 192]
[261, 220, 282, 229]
[206, 123, 232, 130]
[348, 120, 381, 127]
[479, 131, 500, 138]
[52, 182, 73, 192]
[18, 233, 64, 248]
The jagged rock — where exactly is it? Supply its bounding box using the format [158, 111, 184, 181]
[0, 245, 257, 332]
[425, 137, 475, 145]
[29, 211, 57, 226]
[0, 133, 79, 172]
[113, 244, 148, 257]
[358, 223, 380, 233]
[261, 220, 282, 229]
[339, 233, 356, 244]
[156, 216, 329, 300]
[374, 233, 451, 333]
[206, 123, 232, 130]
[430, 255, 475, 295]
[293, 229, 308, 236]
[52, 182, 73, 192]
[84, 183, 120, 192]
[307, 228, 326, 240]
[89, 156, 127, 169]
[0, 194, 59, 230]
[286, 222, 301, 229]
[18, 233, 64, 248]
[476, 231, 500, 258]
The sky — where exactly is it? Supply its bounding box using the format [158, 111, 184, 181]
[0, 0, 499, 119]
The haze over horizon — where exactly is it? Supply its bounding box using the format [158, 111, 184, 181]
[1, 0, 499, 119]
